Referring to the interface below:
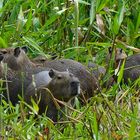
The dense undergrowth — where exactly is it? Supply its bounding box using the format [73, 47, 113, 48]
[0, 0, 140, 139]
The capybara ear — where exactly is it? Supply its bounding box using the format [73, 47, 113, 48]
[14, 47, 21, 57]
[0, 55, 4, 61]
[108, 47, 112, 54]
[21, 46, 28, 53]
[49, 69, 55, 78]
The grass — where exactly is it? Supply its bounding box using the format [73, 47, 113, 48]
[0, 0, 140, 139]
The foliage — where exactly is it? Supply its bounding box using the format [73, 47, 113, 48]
[0, 0, 140, 139]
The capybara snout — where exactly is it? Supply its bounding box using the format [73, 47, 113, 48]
[0, 54, 4, 61]
[70, 80, 80, 96]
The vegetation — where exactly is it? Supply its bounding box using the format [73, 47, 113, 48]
[0, 0, 140, 139]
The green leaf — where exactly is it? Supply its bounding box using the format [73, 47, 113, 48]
[111, 15, 119, 35]
[25, 9, 32, 32]
[0, 37, 7, 48]
[90, 0, 96, 25]
[9, 2, 20, 24]
[135, 11, 140, 32]
[117, 60, 125, 84]
[118, 2, 125, 26]
[93, 113, 99, 140]
[31, 98, 39, 113]
[41, 14, 59, 30]
[128, 107, 138, 139]
[78, 0, 90, 5]
[22, 36, 49, 58]
[96, 0, 109, 13]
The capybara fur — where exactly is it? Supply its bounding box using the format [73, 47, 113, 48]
[88, 62, 106, 80]
[25, 69, 80, 121]
[33, 55, 105, 81]
[123, 53, 140, 83]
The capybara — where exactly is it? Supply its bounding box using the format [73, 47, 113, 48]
[0, 65, 80, 121]
[106, 47, 127, 67]
[107, 47, 140, 83]
[0, 46, 36, 71]
[42, 59, 99, 99]
[25, 69, 80, 121]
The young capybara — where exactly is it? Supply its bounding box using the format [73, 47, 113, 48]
[25, 69, 80, 121]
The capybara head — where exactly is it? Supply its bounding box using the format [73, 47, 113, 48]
[26, 69, 80, 104]
[32, 55, 47, 63]
[107, 47, 127, 62]
[47, 69, 80, 101]
[0, 46, 34, 71]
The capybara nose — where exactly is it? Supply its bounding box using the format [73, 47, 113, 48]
[0, 54, 4, 61]
[70, 81, 80, 96]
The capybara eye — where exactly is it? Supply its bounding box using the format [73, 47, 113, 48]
[40, 59, 46, 62]
[57, 75, 62, 79]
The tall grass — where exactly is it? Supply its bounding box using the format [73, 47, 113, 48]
[0, 0, 140, 139]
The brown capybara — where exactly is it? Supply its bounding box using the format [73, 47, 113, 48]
[106, 47, 127, 67]
[0, 64, 80, 121]
[42, 59, 99, 99]
[0, 46, 36, 71]
[107, 47, 140, 84]
[25, 69, 80, 121]
[0, 47, 35, 104]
